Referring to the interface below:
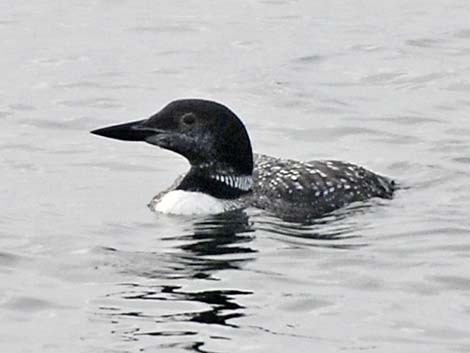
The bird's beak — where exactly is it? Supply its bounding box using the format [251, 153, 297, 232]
[90, 119, 155, 141]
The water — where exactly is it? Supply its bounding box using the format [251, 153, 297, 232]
[1, 1, 470, 352]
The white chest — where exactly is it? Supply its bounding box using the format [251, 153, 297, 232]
[151, 190, 226, 215]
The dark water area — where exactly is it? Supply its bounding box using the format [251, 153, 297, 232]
[1, 1, 470, 352]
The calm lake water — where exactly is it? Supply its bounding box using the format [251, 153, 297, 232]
[2, 1, 470, 352]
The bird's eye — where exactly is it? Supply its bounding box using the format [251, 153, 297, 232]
[181, 113, 197, 126]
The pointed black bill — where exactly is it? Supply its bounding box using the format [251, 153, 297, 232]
[91, 119, 151, 141]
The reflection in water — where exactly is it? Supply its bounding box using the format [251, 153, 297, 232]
[97, 208, 372, 350]
[164, 210, 257, 278]
[96, 208, 371, 350]
[252, 202, 378, 250]
[98, 210, 256, 350]
[119, 284, 250, 327]
[179, 211, 257, 256]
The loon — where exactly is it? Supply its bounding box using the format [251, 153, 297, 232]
[91, 99, 395, 219]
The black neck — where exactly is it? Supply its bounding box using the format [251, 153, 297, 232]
[176, 166, 252, 200]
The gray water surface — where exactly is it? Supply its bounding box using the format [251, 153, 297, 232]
[2, 1, 470, 352]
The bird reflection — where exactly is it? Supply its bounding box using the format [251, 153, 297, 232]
[179, 210, 257, 256]
[121, 285, 249, 327]
[161, 210, 257, 278]
[100, 210, 256, 349]
[99, 206, 373, 350]
[251, 201, 376, 250]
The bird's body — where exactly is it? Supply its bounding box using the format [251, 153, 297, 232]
[91, 99, 395, 220]
[147, 153, 394, 218]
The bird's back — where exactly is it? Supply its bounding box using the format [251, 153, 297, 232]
[251, 154, 395, 218]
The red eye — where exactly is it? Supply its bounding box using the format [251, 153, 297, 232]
[181, 113, 196, 126]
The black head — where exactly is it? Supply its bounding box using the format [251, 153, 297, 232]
[91, 99, 253, 176]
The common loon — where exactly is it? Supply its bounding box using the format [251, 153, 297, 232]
[91, 99, 395, 219]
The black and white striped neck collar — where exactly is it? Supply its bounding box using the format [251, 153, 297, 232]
[176, 167, 253, 199]
[208, 173, 252, 192]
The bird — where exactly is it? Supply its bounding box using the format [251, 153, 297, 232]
[91, 99, 395, 220]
